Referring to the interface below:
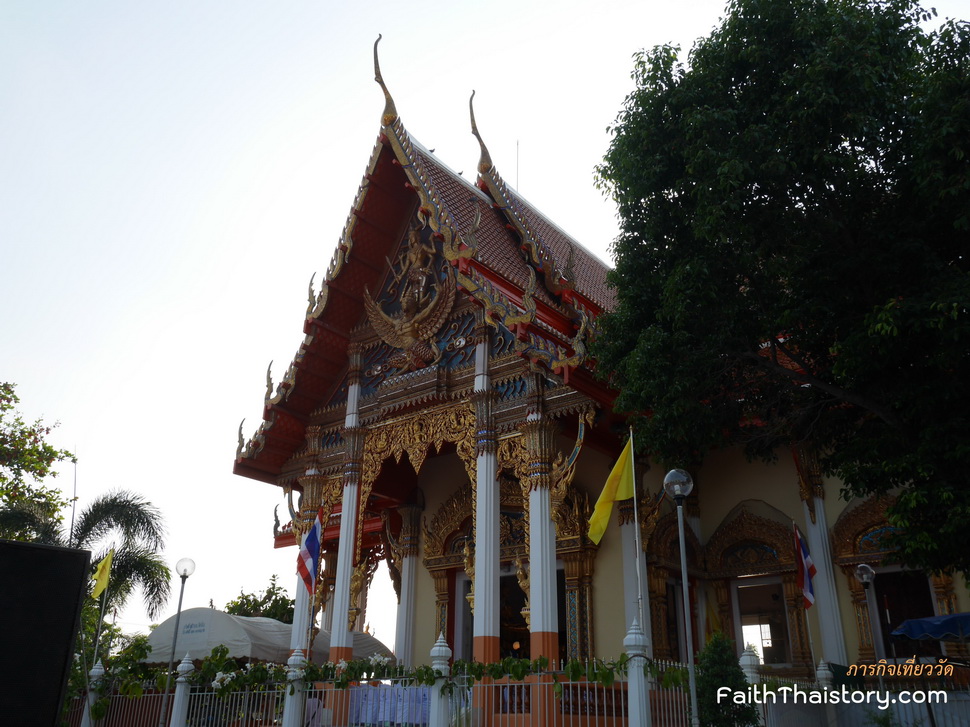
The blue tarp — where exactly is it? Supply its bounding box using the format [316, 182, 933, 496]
[892, 612, 970, 642]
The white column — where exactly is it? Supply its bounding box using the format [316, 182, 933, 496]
[330, 476, 360, 656]
[331, 352, 364, 659]
[529, 484, 558, 638]
[290, 574, 311, 653]
[168, 654, 194, 727]
[472, 335, 500, 663]
[427, 634, 453, 727]
[394, 504, 422, 666]
[79, 661, 104, 727]
[521, 411, 559, 661]
[624, 618, 652, 727]
[803, 499, 848, 665]
[281, 650, 306, 727]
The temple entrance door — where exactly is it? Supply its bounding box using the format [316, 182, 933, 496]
[732, 577, 792, 665]
[499, 572, 529, 659]
[876, 570, 942, 659]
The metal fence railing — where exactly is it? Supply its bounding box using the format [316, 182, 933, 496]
[185, 685, 285, 726]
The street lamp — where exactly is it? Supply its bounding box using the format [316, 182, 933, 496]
[664, 469, 700, 727]
[158, 557, 195, 727]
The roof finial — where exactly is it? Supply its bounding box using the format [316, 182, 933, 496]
[469, 90, 493, 174]
[374, 35, 398, 126]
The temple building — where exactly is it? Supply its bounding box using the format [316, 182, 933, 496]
[232, 43, 968, 673]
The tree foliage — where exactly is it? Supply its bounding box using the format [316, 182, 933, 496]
[225, 574, 295, 624]
[695, 634, 760, 727]
[594, 0, 970, 573]
[0, 382, 73, 535]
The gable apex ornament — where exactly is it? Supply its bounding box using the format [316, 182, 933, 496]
[373, 35, 398, 127]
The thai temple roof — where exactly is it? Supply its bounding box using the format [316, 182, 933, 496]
[234, 38, 616, 485]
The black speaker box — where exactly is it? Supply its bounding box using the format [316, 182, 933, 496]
[0, 539, 90, 726]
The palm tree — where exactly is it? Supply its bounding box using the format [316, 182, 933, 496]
[0, 490, 171, 618]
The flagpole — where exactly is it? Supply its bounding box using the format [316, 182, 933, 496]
[629, 427, 646, 630]
[90, 557, 112, 668]
[793, 521, 819, 672]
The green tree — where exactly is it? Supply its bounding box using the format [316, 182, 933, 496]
[696, 634, 760, 727]
[225, 574, 295, 623]
[0, 382, 73, 537]
[594, 0, 970, 574]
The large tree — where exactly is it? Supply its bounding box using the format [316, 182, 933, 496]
[594, 0, 970, 574]
[0, 382, 73, 534]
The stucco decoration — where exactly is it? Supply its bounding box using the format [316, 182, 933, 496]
[706, 501, 797, 578]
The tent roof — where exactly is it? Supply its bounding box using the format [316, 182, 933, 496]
[144, 607, 392, 664]
[892, 612, 970, 642]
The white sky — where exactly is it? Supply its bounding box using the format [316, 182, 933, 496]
[4, 0, 967, 653]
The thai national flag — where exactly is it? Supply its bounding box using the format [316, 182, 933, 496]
[794, 524, 817, 609]
[297, 507, 324, 595]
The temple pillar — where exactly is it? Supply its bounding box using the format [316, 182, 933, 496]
[794, 445, 848, 664]
[521, 412, 559, 663]
[649, 565, 671, 659]
[321, 551, 336, 632]
[713, 578, 733, 644]
[432, 570, 450, 643]
[471, 331, 500, 663]
[843, 566, 876, 662]
[562, 550, 595, 661]
[394, 504, 422, 666]
[330, 345, 364, 664]
[802, 499, 848, 664]
[290, 568, 312, 654]
[783, 573, 813, 668]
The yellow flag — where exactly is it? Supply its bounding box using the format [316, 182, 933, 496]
[588, 436, 635, 545]
[91, 550, 113, 599]
[705, 589, 722, 642]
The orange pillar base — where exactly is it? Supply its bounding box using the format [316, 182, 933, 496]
[474, 635, 500, 664]
[530, 631, 558, 663]
[330, 645, 354, 664]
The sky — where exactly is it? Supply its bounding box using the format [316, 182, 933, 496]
[3, 0, 968, 654]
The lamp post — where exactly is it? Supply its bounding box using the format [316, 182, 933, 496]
[158, 557, 195, 727]
[664, 469, 700, 727]
[855, 564, 887, 664]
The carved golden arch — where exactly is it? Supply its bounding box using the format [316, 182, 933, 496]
[648, 510, 703, 571]
[706, 505, 797, 578]
[832, 494, 897, 565]
[831, 494, 964, 660]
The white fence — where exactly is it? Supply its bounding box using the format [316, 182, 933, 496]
[66, 637, 969, 727]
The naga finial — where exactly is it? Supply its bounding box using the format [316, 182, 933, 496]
[236, 418, 245, 459]
[374, 35, 398, 126]
[469, 90, 493, 174]
[265, 361, 274, 402]
[307, 272, 316, 311]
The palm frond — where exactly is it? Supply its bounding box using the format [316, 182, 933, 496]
[103, 546, 172, 620]
[71, 490, 166, 551]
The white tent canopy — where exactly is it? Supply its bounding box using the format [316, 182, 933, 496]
[144, 607, 392, 665]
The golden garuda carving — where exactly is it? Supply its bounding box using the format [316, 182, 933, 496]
[363, 218, 456, 371]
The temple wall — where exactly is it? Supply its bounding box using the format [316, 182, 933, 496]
[575, 446, 629, 658]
